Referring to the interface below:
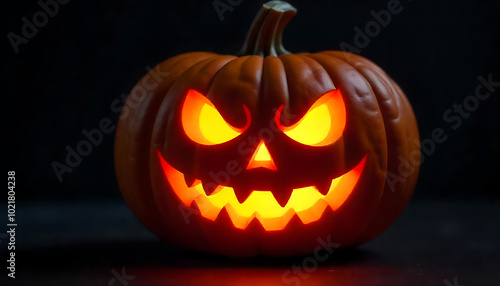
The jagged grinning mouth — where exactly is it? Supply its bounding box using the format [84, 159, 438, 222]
[158, 151, 366, 231]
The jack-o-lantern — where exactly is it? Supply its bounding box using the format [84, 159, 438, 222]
[115, 1, 419, 257]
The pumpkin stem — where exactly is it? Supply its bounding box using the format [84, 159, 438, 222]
[237, 1, 297, 57]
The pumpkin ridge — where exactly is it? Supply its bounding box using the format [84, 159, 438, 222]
[325, 52, 420, 245]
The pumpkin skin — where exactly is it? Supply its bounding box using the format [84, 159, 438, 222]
[114, 1, 419, 257]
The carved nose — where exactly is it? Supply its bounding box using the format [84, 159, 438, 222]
[246, 140, 277, 171]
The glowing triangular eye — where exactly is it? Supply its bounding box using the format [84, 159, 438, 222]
[276, 90, 346, 146]
[182, 89, 250, 145]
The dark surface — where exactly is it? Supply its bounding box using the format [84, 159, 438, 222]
[3, 200, 498, 285]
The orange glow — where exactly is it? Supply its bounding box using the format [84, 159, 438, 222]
[158, 150, 366, 231]
[182, 89, 250, 145]
[276, 89, 346, 146]
[246, 140, 277, 170]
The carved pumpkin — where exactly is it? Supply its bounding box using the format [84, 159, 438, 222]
[115, 1, 420, 257]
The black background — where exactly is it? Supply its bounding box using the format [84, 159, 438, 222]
[3, 0, 500, 201]
[2, 0, 500, 285]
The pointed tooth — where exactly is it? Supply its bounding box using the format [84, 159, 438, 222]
[188, 200, 200, 213]
[213, 206, 233, 227]
[285, 212, 305, 231]
[246, 215, 266, 232]
[201, 180, 219, 196]
[315, 179, 332, 196]
[273, 189, 292, 208]
[183, 173, 196, 187]
[234, 187, 254, 204]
